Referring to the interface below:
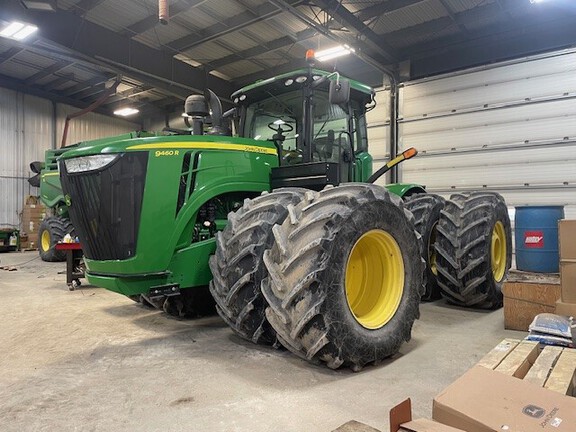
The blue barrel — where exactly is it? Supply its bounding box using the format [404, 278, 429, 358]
[515, 206, 564, 273]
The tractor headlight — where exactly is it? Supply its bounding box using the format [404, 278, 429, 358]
[64, 154, 119, 173]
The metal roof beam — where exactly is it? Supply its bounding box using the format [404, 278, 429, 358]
[73, 83, 106, 100]
[404, 4, 570, 78]
[0, 73, 112, 115]
[356, 0, 426, 22]
[387, 1, 516, 47]
[167, 0, 304, 52]
[101, 85, 154, 105]
[3, 3, 234, 100]
[437, 0, 470, 35]
[313, 0, 398, 63]
[207, 28, 316, 69]
[269, 0, 395, 76]
[44, 73, 75, 90]
[70, 0, 106, 16]
[24, 60, 73, 85]
[0, 47, 24, 64]
[61, 76, 112, 97]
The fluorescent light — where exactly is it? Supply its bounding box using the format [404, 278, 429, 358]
[1, 22, 25, 37]
[114, 107, 139, 117]
[0, 22, 38, 40]
[315, 45, 355, 62]
[13, 25, 38, 40]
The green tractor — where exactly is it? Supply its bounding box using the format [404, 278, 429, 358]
[29, 147, 75, 261]
[57, 62, 511, 369]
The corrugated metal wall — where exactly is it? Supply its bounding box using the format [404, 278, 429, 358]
[56, 104, 139, 146]
[397, 48, 576, 221]
[0, 87, 137, 228]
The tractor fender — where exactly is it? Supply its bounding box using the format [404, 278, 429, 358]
[384, 183, 426, 199]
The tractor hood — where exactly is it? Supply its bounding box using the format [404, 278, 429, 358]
[58, 134, 278, 161]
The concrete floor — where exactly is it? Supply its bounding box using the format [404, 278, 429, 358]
[0, 251, 523, 432]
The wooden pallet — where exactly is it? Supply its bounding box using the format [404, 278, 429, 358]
[477, 338, 576, 396]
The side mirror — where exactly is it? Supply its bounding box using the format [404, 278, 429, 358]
[329, 79, 350, 104]
[30, 161, 44, 174]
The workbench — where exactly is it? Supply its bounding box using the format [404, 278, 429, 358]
[54, 242, 84, 290]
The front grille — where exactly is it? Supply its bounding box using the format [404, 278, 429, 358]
[60, 152, 148, 260]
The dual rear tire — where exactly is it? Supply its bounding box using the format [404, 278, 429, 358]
[404, 192, 511, 308]
[210, 184, 424, 370]
[435, 192, 511, 308]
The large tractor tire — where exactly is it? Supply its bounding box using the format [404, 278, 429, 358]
[261, 184, 425, 370]
[435, 191, 512, 309]
[38, 216, 74, 262]
[404, 193, 446, 301]
[209, 188, 306, 345]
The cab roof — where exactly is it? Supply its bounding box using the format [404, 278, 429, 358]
[231, 68, 374, 102]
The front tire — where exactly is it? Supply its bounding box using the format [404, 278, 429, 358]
[435, 192, 512, 308]
[209, 188, 306, 345]
[38, 216, 74, 262]
[262, 184, 424, 370]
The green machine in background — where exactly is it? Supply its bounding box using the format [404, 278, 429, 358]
[56, 59, 511, 370]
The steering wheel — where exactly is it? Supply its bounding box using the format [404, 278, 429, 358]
[268, 121, 294, 134]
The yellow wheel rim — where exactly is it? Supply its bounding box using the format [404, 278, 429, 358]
[41, 230, 51, 252]
[491, 221, 506, 282]
[429, 222, 438, 276]
[345, 229, 404, 329]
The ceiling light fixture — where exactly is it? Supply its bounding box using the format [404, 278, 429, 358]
[0, 22, 38, 40]
[114, 107, 139, 117]
[315, 45, 355, 62]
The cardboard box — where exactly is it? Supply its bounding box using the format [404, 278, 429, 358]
[555, 300, 576, 318]
[24, 195, 40, 206]
[20, 198, 45, 238]
[332, 420, 381, 432]
[502, 273, 561, 331]
[559, 220, 576, 303]
[559, 220, 576, 260]
[399, 420, 464, 432]
[560, 262, 576, 303]
[433, 366, 576, 432]
[390, 399, 464, 432]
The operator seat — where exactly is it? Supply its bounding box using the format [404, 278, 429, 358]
[313, 129, 335, 162]
[335, 133, 350, 182]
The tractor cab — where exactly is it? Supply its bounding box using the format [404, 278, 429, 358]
[231, 66, 376, 190]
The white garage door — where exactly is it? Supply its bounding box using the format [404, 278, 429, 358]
[366, 87, 391, 186]
[397, 48, 576, 220]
